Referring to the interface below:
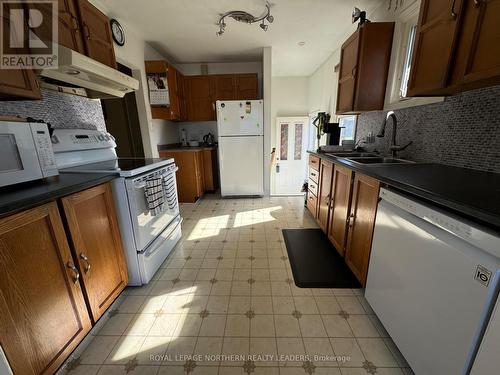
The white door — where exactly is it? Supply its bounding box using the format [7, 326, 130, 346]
[219, 135, 264, 196]
[273, 117, 309, 195]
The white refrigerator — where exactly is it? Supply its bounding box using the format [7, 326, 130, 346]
[216, 100, 264, 196]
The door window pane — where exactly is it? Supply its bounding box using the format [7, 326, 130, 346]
[280, 123, 288, 160]
[294, 123, 303, 160]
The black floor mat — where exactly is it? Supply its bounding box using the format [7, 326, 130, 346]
[282, 228, 361, 288]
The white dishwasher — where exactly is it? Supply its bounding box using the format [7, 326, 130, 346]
[365, 188, 500, 375]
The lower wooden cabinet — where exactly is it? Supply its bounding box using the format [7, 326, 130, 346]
[327, 165, 354, 256]
[305, 156, 381, 286]
[160, 149, 218, 203]
[61, 183, 128, 321]
[0, 202, 91, 375]
[317, 160, 333, 231]
[344, 174, 380, 286]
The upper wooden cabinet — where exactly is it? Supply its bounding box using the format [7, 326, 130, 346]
[409, 0, 500, 96]
[214, 75, 236, 101]
[185, 75, 216, 121]
[0, 4, 42, 100]
[407, 0, 464, 95]
[235, 74, 259, 99]
[61, 183, 128, 322]
[327, 165, 353, 257]
[76, 0, 117, 69]
[146, 60, 183, 121]
[184, 73, 259, 121]
[0, 202, 91, 375]
[345, 173, 380, 286]
[336, 22, 395, 114]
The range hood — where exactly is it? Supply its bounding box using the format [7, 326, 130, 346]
[37, 46, 139, 98]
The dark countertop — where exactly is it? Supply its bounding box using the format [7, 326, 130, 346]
[0, 172, 117, 218]
[158, 143, 217, 152]
[309, 151, 500, 231]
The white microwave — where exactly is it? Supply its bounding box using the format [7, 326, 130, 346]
[0, 121, 58, 188]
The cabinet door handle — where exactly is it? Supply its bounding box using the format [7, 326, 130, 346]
[325, 194, 330, 204]
[348, 213, 355, 227]
[451, 0, 458, 19]
[70, 15, 79, 32]
[80, 253, 91, 272]
[67, 261, 80, 282]
[83, 23, 91, 39]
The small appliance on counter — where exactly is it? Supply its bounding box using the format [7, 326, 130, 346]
[203, 132, 216, 146]
[180, 128, 188, 147]
[323, 122, 344, 146]
[0, 120, 58, 188]
[52, 128, 181, 285]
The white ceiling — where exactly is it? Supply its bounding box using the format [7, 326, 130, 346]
[100, 0, 383, 76]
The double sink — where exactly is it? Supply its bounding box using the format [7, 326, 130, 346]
[324, 151, 414, 165]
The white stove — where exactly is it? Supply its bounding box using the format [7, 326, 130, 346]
[53, 128, 182, 286]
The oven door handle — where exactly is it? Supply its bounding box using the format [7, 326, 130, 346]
[144, 217, 182, 257]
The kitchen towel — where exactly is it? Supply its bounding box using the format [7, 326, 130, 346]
[144, 171, 165, 216]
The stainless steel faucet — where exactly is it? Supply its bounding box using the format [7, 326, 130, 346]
[377, 111, 413, 157]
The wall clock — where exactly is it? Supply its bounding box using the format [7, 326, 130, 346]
[110, 19, 125, 46]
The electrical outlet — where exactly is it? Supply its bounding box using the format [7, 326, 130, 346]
[366, 132, 376, 144]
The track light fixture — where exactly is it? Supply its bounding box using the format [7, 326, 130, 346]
[216, 2, 274, 37]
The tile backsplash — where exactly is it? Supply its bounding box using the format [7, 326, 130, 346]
[0, 89, 106, 130]
[356, 85, 500, 173]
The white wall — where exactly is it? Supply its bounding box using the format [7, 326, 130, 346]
[91, 0, 179, 158]
[263, 47, 272, 195]
[271, 76, 309, 147]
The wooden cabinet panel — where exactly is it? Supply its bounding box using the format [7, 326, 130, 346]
[146, 61, 182, 120]
[345, 174, 380, 286]
[308, 179, 319, 197]
[451, 0, 500, 90]
[35, 0, 85, 53]
[407, 0, 464, 96]
[160, 150, 205, 203]
[202, 149, 218, 191]
[61, 183, 128, 321]
[185, 76, 215, 121]
[337, 22, 394, 114]
[308, 168, 319, 184]
[327, 165, 353, 256]
[308, 154, 320, 172]
[337, 30, 360, 114]
[0, 202, 91, 375]
[306, 191, 318, 217]
[235, 74, 259, 99]
[214, 75, 235, 101]
[317, 160, 333, 231]
[76, 0, 116, 68]
[0, 6, 41, 100]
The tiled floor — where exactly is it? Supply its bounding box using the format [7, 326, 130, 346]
[67, 195, 413, 375]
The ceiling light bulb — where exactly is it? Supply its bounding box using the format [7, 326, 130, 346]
[298, 41, 305, 46]
[260, 22, 268, 31]
[266, 15, 274, 23]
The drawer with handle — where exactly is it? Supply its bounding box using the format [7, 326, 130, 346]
[308, 179, 318, 197]
[309, 154, 320, 171]
[309, 168, 319, 183]
[307, 192, 318, 215]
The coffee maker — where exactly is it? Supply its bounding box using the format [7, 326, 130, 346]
[323, 123, 344, 145]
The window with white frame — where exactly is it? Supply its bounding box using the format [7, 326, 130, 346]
[339, 115, 357, 144]
[399, 24, 417, 99]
